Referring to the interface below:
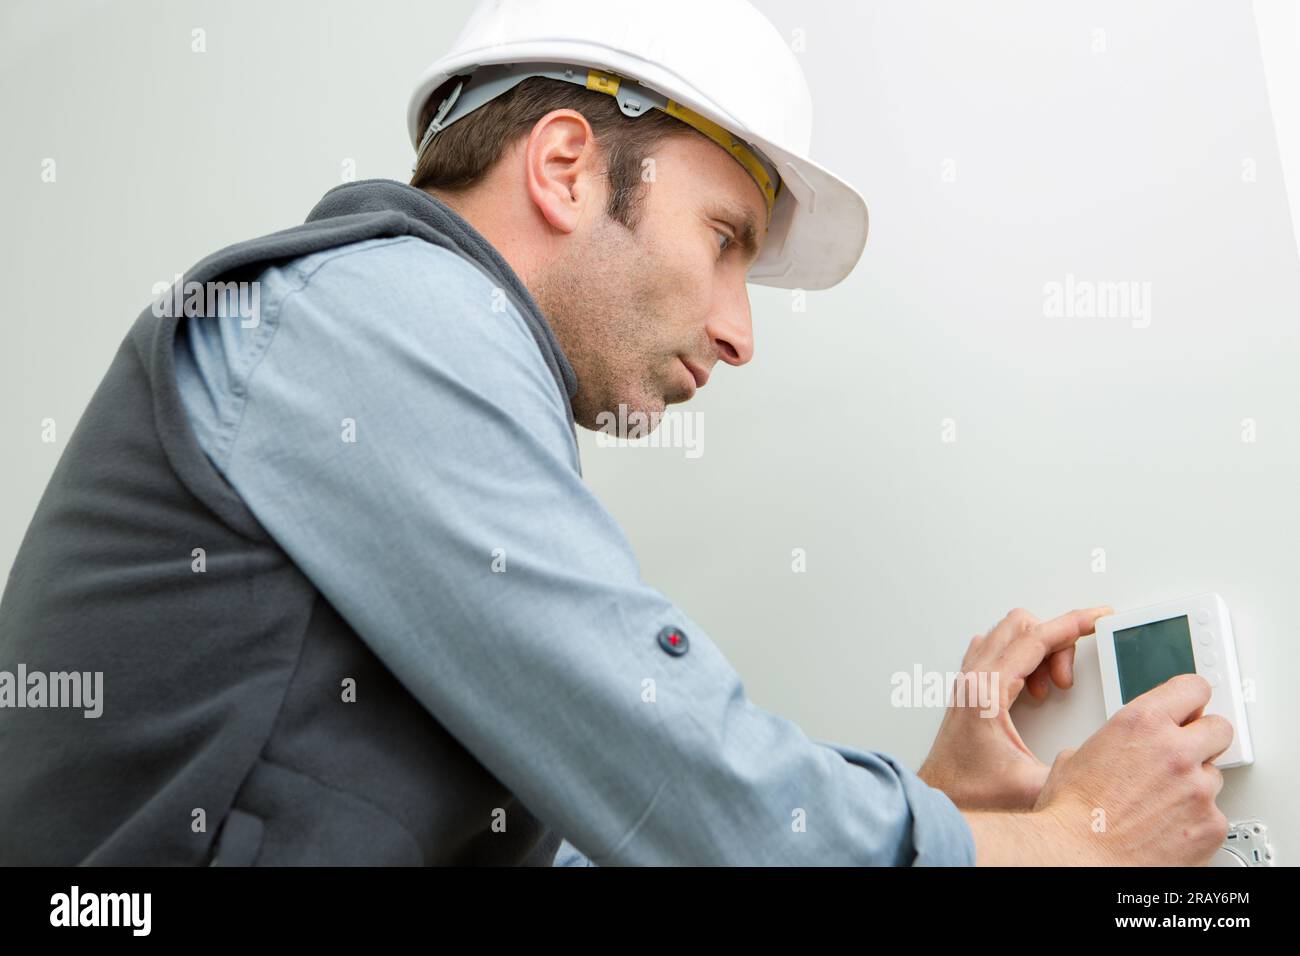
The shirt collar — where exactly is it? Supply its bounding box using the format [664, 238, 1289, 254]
[304, 179, 579, 407]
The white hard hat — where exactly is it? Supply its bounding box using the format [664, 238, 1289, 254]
[406, 0, 869, 291]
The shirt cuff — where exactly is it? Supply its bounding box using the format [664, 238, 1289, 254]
[552, 838, 598, 867]
[818, 739, 976, 866]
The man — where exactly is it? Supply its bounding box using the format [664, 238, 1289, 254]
[0, 0, 1230, 866]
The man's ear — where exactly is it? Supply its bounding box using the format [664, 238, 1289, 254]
[523, 109, 601, 234]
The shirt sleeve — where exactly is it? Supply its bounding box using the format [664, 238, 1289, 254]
[815, 741, 975, 866]
[552, 838, 597, 867]
[201, 235, 976, 866]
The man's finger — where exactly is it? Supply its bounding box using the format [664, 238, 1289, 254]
[1032, 605, 1113, 653]
[1048, 644, 1075, 689]
[1002, 606, 1110, 682]
[1025, 659, 1051, 700]
[1132, 672, 1214, 726]
[1184, 713, 1235, 765]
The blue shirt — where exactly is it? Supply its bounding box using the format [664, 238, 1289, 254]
[173, 233, 976, 866]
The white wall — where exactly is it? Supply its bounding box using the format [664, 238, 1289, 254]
[2, 1, 1296, 857]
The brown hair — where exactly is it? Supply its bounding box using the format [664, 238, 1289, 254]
[409, 74, 694, 229]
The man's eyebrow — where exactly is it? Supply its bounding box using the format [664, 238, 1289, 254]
[706, 200, 762, 265]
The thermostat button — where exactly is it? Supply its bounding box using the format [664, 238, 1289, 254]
[1196, 608, 1211, 625]
[1200, 650, 1218, 667]
[1198, 628, 1214, 646]
[1204, 670, 1220, 688]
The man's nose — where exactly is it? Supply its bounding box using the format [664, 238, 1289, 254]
[707, 283, 755, 366]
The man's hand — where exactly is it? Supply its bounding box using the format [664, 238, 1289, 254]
[965, 673, 1233, 865]
[917, 605, 1112, 811]
[1032, 673, 1233, 863]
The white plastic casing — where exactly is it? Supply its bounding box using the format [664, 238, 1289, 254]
[1095, 592, 1253, 768]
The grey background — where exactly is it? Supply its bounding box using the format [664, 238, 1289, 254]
[2, 0, 1296, 858]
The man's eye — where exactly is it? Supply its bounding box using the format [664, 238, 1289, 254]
[715, 230, 733, 255]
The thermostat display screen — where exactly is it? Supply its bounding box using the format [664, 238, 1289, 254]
[1114, 615, 1197, 703]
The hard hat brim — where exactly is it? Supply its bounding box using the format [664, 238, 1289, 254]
[741, 139, 870, 291]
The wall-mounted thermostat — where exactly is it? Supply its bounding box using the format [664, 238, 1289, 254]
[1095, 592, 1253, 768]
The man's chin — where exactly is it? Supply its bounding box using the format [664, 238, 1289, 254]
[587, 398, 670, 439]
